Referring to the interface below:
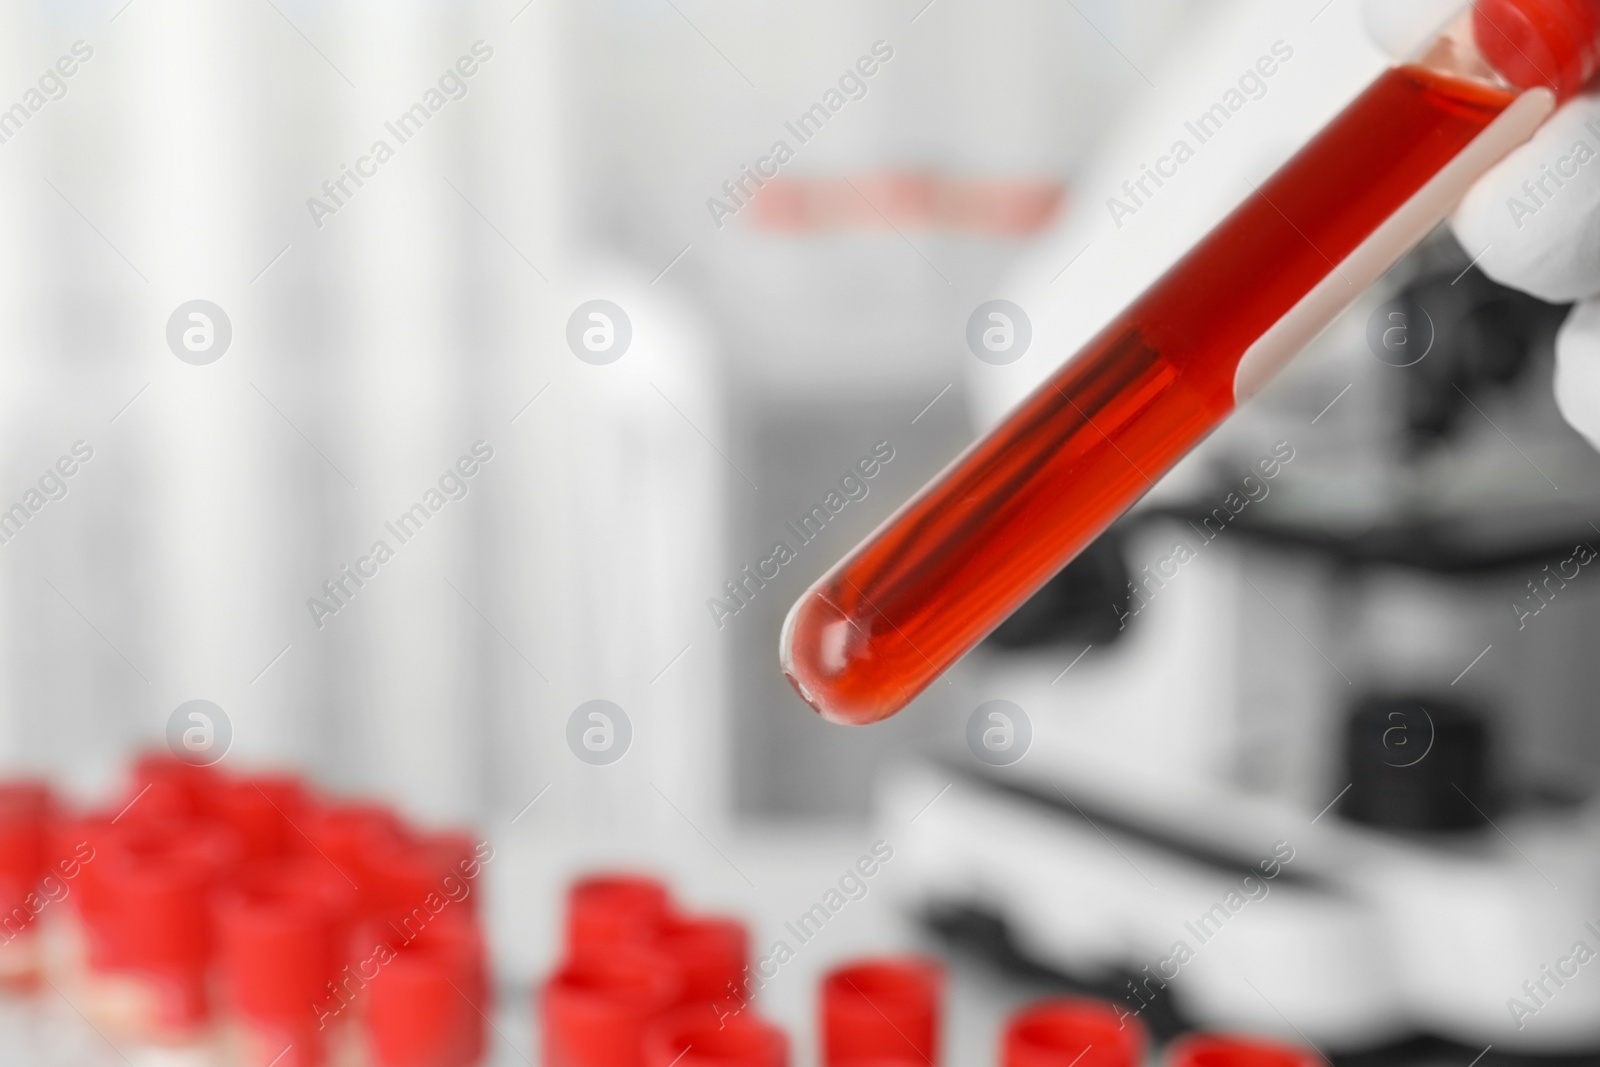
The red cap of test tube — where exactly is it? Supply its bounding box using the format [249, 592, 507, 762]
[1475, 0, 1600, 101]
[542, 945, 684, 1067]
[565, 873, 673, 957]
[128, 752, 219, 823]
[655, 914, 748, 1007]
[210, 774, 311, 862]
[214, 858, 357, 1067]
[820, 958, 943, 1067]
[642, 1006, 788, 1067]
[360, 911, 490, 1067]
[1002, 999, 1145, 1067]
[299, 802, 406, 915]
[1167, 1034, 1324, 1067]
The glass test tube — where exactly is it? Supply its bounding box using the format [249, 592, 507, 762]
[781, 0, 1600, 725]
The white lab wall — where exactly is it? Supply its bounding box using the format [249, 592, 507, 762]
[0, 0, 731, 835]
[132, 0, 300, 769]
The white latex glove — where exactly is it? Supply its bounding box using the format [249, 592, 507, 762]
[1366, 0, 1600, 450]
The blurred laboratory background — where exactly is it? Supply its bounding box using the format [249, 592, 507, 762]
[3, 0, 1600, 1063]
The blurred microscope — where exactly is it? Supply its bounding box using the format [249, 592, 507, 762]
[878, 231, 1600, 1060]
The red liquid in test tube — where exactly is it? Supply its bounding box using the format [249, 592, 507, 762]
[781, 0, 1600, 725]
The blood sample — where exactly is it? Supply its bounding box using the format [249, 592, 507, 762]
[1001, 999, 1144, 1067]
[642, 1006, 788, 1067]
[1168, 1033, 1324, 1067]
[820, 957, 942, 1067]
[781, 0, 1600, 725]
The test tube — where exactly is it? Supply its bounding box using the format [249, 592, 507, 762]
[820, 958, 943, 1067]
[359, 911, 490, 1067]
[780, 0, 1600, 725]
[1001, 999, 1145, 1067]
[214, 858, 356, 1067]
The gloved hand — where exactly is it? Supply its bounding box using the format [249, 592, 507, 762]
[1366, 0, 1600, 450]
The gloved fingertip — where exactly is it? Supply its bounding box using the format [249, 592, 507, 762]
[1451, 95, 1600, 303]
